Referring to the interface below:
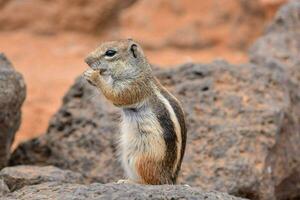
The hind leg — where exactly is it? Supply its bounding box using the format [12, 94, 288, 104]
[135, 155, 171, 185]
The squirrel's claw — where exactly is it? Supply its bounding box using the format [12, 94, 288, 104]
[83, 68, 99, 86]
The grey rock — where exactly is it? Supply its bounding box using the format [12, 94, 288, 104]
[2, 182, 247, 200]
[250, 1, 300, 86]
[249, 2, 300, 199]
[0, 179, 9, 196]
[0, 53, 26, 169]
[264, 0, 300, 34]
[0, 165, 84, 192]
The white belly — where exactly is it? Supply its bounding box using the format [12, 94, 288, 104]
[118, 108, 165, 181]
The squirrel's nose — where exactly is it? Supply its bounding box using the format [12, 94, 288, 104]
[85, 56, 96, 67]
[85, 56, 102, 71]
[85, 56, 107, 73]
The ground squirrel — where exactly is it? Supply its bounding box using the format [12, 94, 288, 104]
[83, 39, 186, 185]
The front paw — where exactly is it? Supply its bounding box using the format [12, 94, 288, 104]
[83, 68, 99, 86]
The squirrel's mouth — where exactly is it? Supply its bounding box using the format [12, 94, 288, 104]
[89, 62, 108, 76]
[99, 68, 108, 75]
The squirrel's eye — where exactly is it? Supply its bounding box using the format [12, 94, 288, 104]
[105, 50, 117, 57]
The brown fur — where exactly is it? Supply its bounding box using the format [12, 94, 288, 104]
[154, 78, 187, 180]
[96, 73, 152, 107]
[136, 155, 162, 185]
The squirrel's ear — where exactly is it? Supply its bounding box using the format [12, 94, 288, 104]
[130, 44, 138, 58]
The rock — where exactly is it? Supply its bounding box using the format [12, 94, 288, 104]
[0, 53, 26, 169]
[0, 165, 246, 199]
[0, 179, 9, 196]
[0, 0, 137, 34]
[249, 1, 300, 199]
[250, 0, 300, 85]
[2, 182, 247, 200]
[0, 165, 84, 192]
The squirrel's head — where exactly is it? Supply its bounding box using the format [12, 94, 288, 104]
[85, 39, 152, 83]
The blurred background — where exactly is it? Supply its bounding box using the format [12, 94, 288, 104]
[0, 0, 286, 147]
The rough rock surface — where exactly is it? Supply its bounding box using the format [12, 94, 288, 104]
[0, 165, 84, 192]
[2, 183, 246, 200]
[0, 166, 246, 200]
[0, 53, 26, 169]
[9, 1, 300, 200]
[0, 179, 9, 196]
[249, 1, 300, 199]
[0, 0, 136, 33]
[250, 0, 300, 86]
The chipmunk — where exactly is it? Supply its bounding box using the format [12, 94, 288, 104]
[83, 39, 186, 185]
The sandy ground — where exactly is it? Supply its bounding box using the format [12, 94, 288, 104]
[0, 31, 248, 148]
